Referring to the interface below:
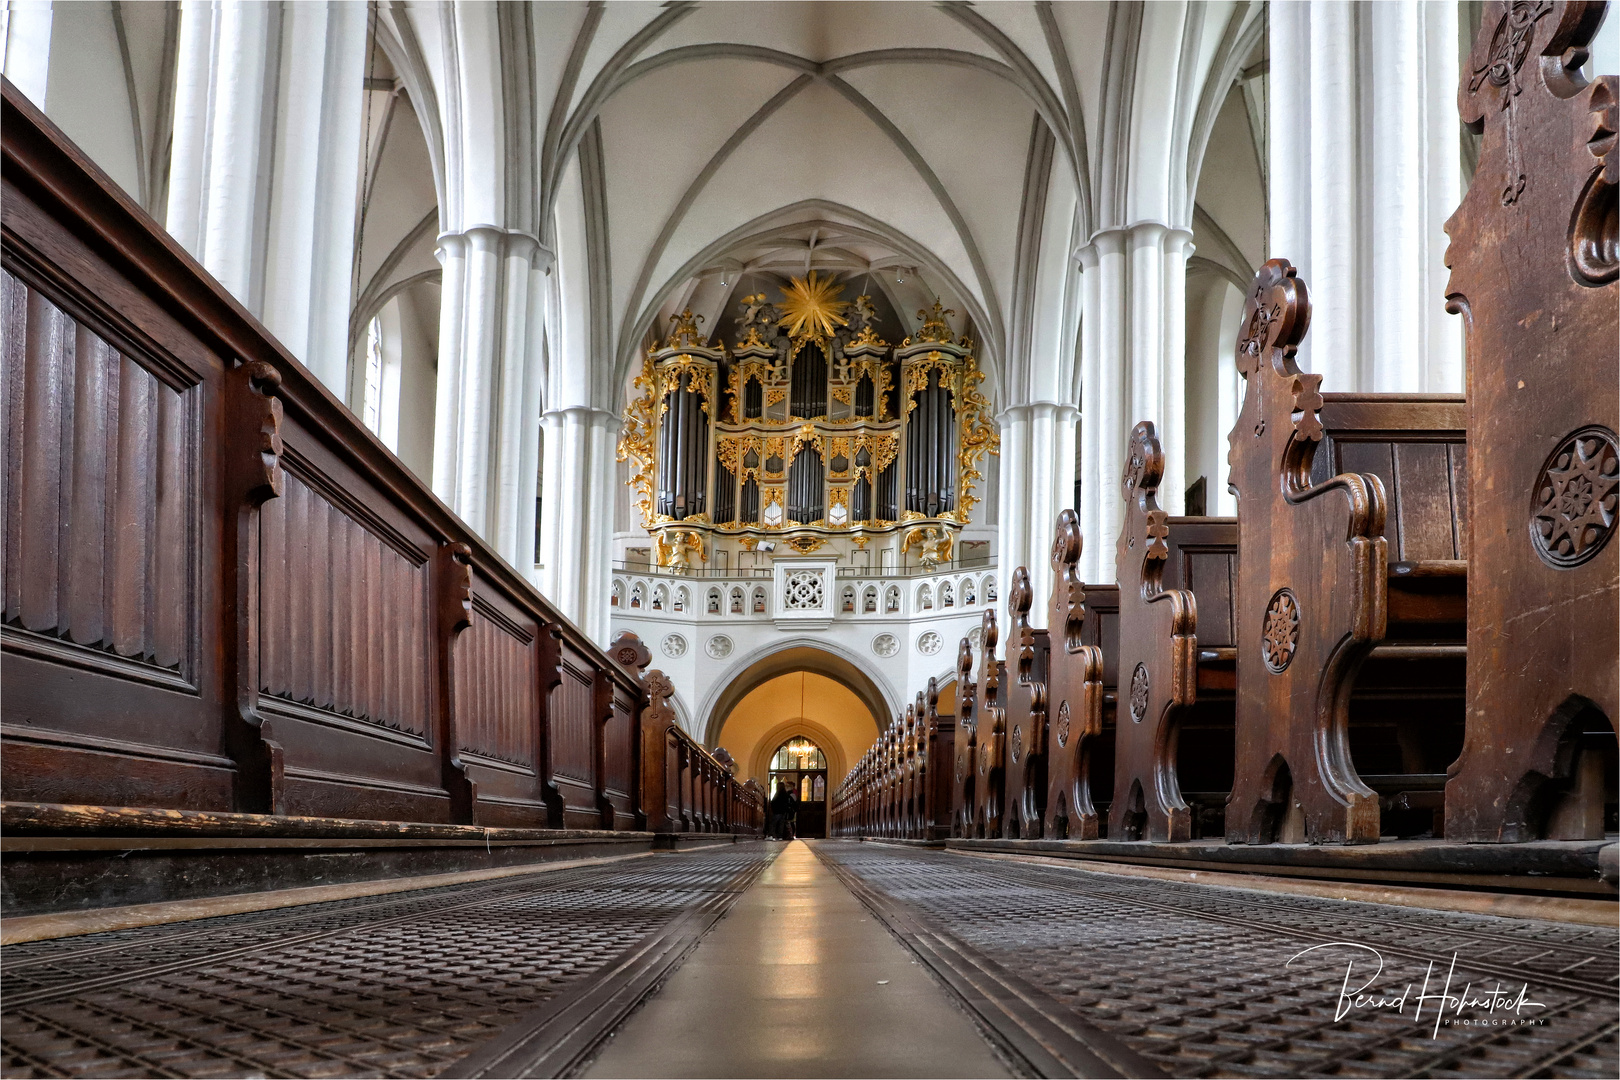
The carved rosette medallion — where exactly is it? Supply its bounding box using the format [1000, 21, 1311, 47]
[1531, 426, 1619, 569]
[872, 633, 900, 658]
[1055, 700, 1070, 748]
[1010, 725, 1023, 763]
[1261, 588, 1301, 674]
[661, 634, 688, 659]
[1128, 663, 1150, 724]
[705, 635, 733, 659]
[916, 631, 943, 656]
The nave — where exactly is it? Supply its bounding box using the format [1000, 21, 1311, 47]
[3, 840, 1616, 1079]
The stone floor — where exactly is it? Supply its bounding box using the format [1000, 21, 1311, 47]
[2, 839, 1615, 1079]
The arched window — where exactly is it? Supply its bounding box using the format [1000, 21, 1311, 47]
[841, 585, 856, 613]
[611, 580, 624, 607]
[653, 584, 668, 611]
[674, 586, 689, 612]
[862, 586, 878, 613]
[752, 587, 767, 614]
[918, 584, 933, 610]
[707, 588, 722, 614]
[984, 576, 997, 603]
[940, 581, 954, 608]
[630, 584, 644, 609]
[730, 587, 745, 614]
[962, 578, 976, 605]
[885, 586, 901, 613]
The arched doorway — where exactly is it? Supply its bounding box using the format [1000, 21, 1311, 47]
[768, 737, 829, 838]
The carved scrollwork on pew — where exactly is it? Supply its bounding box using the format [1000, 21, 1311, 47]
[1530, 426, 1619, 567]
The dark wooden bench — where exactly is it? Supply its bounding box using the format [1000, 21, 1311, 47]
[1108, 422, 1237, 842]
[950, 635, 980, 837]
[970, 610, 1009, 838]
[1000, 568, 1051, 838]
[1039, 511, 1110, 839]
[1443, 2, 1617, 843]
[1226, 259, 1470, 845]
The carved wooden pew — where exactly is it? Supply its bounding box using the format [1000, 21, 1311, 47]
[1000, 568, 1051, 838]
[1226, 259, 1471, 845]
[970, 610, 1008, 838]
[922, 677, 955, 840]
[950, 637, 979, 837]
[1108, 422, 1231, 842]
[1444, 0, 1618, 842]
[1041, 512, 1110, 838]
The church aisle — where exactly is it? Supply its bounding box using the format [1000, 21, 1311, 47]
[582, 840, 1011, 1079]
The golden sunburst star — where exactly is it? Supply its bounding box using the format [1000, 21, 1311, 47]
[777, 271, 850, 349]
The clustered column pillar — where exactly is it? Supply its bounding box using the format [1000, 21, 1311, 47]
[996, 402, 1077, 629]
[538, 406, 618, 645]
[165, 0, 366, 391]
[432, 227, 551, 581]
[1075, 222, 1193, 582]
[1269, 0, 1463, 393]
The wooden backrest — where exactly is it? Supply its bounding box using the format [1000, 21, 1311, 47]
[1163, 520, 1239, 648]
[1310, 396, 1468, 563]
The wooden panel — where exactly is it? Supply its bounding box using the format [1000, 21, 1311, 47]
[1179, 547, 1236, 648]
[549, 658, 596, 784]
[456, 598, 537, 769]
[259, 468, 430, 738]
[1, 271, 193, 676]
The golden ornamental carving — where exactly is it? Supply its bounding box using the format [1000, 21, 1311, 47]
[915, 299, 956, 343]
[953, 350, 1000, 522]
[655, 353, 714, 415]
[765, 387, 787, 407]
[785, 535, 828, 554]
[903, 525, 954, 568]
[655, 528, 706, 569]
[830, 385, 855, 407]
[778, 271, 849, 356]
[616, 355, 659, 527]
[665, 308, 707, 349]
[736, 293, 780, 349]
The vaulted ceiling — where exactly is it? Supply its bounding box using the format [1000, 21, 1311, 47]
[375, 0, 1263, 405]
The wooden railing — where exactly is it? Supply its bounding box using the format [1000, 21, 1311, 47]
[0, 80, 758, 840]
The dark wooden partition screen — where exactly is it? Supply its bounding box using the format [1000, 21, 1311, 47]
[0, 80, 685, 834]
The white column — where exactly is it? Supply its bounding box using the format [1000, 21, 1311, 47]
[196, 0, 272, 302]
[164, 0, 372, 395]
[1076, 222, 1192, 583]
[538, 405, 618, 645]
[1, 0, 54, 107]
[433, 227, 551, 576]
[261, 0, 366, 390]
[997, 402, 1078, 628]
[1269, 0, 1462, 393]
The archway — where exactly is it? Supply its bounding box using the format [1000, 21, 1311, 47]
[708, 650, 885, 797]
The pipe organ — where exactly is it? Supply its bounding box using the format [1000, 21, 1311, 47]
[618, 273, 998, 566]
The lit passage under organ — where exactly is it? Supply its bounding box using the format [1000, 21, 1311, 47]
[618, 272, 999, 568]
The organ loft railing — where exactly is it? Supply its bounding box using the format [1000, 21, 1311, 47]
[617, 271, 999, 571]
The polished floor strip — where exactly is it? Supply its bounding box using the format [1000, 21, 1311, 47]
[581, 840, 1013, 1080]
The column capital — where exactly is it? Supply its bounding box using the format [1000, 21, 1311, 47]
[1074, 220, 1195, 265]
[436, 226, 554, 271]
[997, 401, 1080, 427]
